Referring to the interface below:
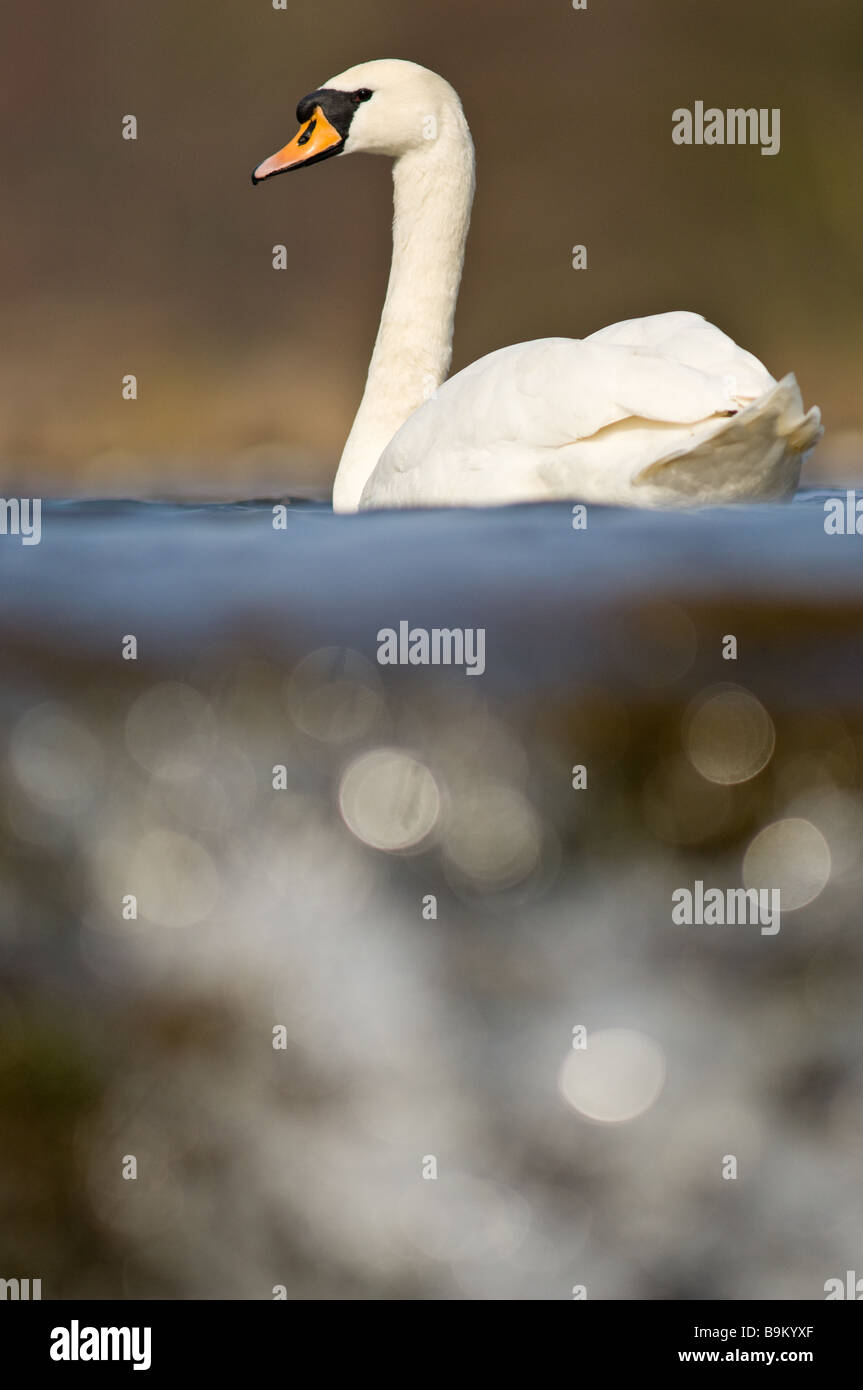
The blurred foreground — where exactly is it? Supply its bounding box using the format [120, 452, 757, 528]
[1, 491, 863, 1298]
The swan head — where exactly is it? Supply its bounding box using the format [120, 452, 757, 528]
[252, 59, 465, 183]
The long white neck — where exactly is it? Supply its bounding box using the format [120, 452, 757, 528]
[332, 113, 475, 512]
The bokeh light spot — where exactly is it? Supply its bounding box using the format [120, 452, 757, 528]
[742, 818, 831, 910]
[559, 1028, 666, 1123]
[338, 748, 440, 852]
[684, 686, 775, 785]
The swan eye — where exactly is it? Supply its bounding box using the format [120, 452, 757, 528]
[353, 88, 373, 104]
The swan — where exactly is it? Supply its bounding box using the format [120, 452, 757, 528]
[252, 59, 822, 513]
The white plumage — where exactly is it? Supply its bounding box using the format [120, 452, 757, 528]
[367, 313, 820, 508]
[253, 60, 822, 512]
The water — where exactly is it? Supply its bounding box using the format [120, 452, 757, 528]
[3, 489, 862, 694]
[2, 486, 863, 1299]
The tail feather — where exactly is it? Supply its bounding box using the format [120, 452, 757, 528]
[782, 404, 822, 454]
[633, 374, 823, 503]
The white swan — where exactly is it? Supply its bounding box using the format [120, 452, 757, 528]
[253, 59, 822, 513]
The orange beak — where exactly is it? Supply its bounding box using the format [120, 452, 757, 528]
[252, 106, 343, 183]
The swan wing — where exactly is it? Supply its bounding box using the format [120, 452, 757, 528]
[586, 310, 774, 399]
[361, 314, 784, 507]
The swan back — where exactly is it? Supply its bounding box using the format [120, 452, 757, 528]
[359, 313, 820, 509]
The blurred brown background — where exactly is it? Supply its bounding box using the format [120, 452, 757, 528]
[2, 0, 861, 496]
